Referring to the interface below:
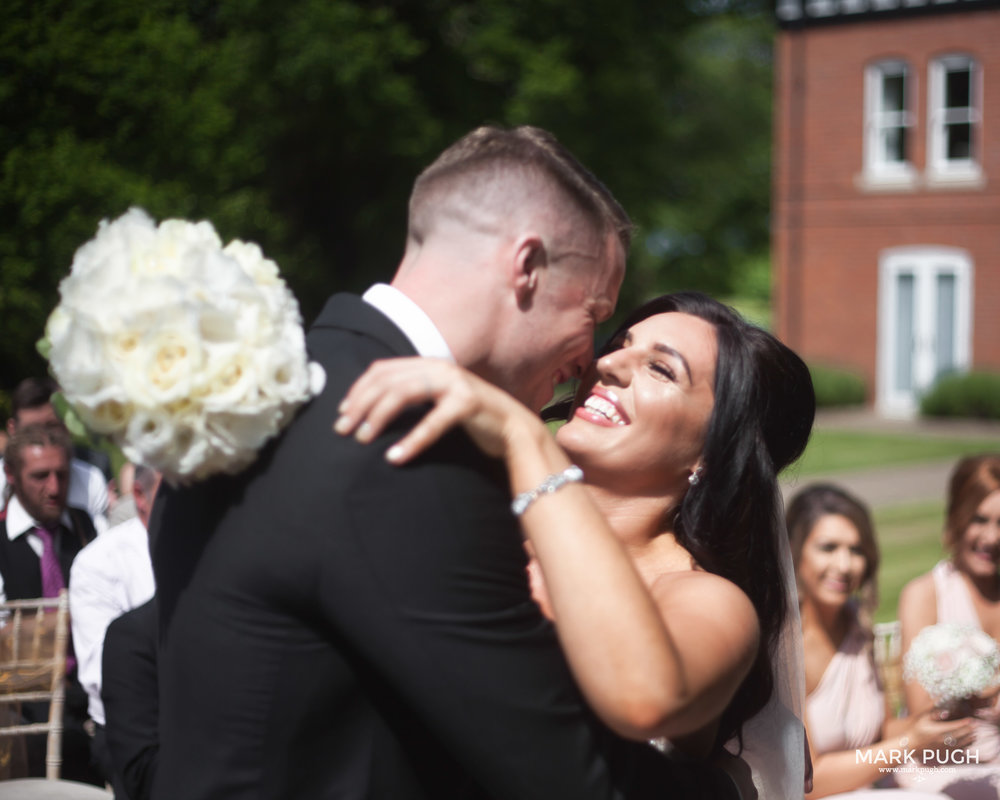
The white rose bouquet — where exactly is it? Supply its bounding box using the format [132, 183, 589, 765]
[44, 208, 325, 484]
[903, 622, 1000, 709]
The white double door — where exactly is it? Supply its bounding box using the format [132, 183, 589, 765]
[876, 247, 973, 417]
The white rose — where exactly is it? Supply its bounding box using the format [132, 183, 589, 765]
[126, 324, 204, 407]
[121, 408, 180, 467]
[186, 248, 256, 308]
[224, 239, 281, 287]
[258, 337, 312, 406]
[75, 395, 133, 436]
[199, 346, 260, 412]
[66, 207, 158, 286]
[197, 307, 241, 346]
[48, 208, 325, 484]
[176, 424, 245, 481]
[223, 239, 302, 329]
[222, 288, 274, 349]
[46, 311, 109, 400]
[172, 427, 212, 480]
[106, 326, 145, 368]
[206, 407, 284, 458]
[151, 218, 223, 280]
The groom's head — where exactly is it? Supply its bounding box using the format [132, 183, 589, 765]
[391, 125, 630, 412]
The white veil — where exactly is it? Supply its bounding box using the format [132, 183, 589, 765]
[724, 487, 806, 799]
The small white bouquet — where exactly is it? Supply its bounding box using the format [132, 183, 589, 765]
[903, 623, 1000, 709]
[44, 208, 325, 484]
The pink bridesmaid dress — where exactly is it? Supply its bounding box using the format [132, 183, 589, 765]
[892, 561, 1000, 799]
[807, 613, 950, 799]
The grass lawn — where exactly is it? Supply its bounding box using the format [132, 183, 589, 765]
[792, 429, 1000, 476]
[873, 501, 948, 623]
[786, 427, 1000, 622]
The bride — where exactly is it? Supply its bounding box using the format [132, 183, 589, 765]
[336, 291, 815, 797]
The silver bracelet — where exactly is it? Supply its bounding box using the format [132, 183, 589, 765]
[511, 465, 584, 516]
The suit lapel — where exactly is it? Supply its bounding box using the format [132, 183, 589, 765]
[310, 293, 418, 359]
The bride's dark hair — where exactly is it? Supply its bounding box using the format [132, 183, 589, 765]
[548, 291, 815, 751]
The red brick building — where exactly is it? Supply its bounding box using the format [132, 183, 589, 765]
[772, 0, 1000, 416]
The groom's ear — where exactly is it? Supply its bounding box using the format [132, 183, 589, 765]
[512, 234, 547, 309]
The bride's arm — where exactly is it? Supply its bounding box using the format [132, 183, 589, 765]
[336, 358, 758, 742]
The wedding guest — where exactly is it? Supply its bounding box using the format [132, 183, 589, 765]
[897, 454, 1000, 798]
[103, 598, 159, 800]
[107, 462, 138, 528]
[151, 126, 741, 799]
[70, 464, 160, 793]
[0, 423, 102, 784]
[336, 291, 817, 796]
[1, 377, 109, 532]
[786, 484, 970, 798]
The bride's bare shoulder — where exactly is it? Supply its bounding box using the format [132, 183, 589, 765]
[652, 568, 754, 607]
[651, 570, 760, 646]
[648, 570, 760, 695]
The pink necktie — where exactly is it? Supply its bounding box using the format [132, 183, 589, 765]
[33, 526, 65, 598]
[34, 526, 75, 672]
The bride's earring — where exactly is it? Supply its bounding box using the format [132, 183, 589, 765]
[688, 466, 703, 486]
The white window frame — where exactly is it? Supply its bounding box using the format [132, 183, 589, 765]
[927, 54, 983, 186]
[861, 60, 916, 189]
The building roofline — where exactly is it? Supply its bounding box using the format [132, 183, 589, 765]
[776, 0, 1000, 29]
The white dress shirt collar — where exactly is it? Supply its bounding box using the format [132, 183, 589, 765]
[4, 495, 71, 547]
[362, 284, 455, 361]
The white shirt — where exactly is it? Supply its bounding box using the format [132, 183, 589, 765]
[0, 457, 109, 534]
[69, 516, 155, 725]
[362, 284, 455, 361]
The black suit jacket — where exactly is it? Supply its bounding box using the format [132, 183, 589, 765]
[0, 506, 96, 600]
[151, 293, 737, 799]
[103, 598, 159, 800]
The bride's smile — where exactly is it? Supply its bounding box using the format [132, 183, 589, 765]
[575, 387, 629, 427]
[558, 311, 716, 493]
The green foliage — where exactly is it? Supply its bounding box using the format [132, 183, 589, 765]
[1, 0, 774, 390]
[920, 372, 1000, 420]
[722, 295, 771, 330]
[622, 11, 774, 310]
[2, 0, 283, 386]
[808, 364, 867, 408]
[720, 259, 774, 329]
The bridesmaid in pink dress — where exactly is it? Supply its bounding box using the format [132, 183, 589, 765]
[789, 484, 973, 799]
[899, 455, 1000, 799]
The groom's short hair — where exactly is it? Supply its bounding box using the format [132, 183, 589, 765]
[407, 125, 632, 255]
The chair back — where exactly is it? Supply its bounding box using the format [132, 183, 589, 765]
[0, 590, 70, 779]
[873, 619, 905, 718]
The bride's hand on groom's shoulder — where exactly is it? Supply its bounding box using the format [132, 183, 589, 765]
[334, 357, 531, 464]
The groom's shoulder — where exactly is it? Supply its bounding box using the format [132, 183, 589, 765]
[305, 292, 424, 418]
[309, 292, 391, 339]
[310, 292, 366, 331]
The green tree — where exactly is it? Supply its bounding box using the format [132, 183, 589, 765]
[1, 0, 275, 386]
[625, 10, 775, 309]
[1, 0, 773, 392]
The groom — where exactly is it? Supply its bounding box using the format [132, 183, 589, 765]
[151, 126, 740, 799]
